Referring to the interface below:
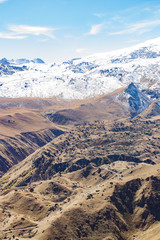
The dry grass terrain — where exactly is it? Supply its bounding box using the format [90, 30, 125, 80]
[0, 89, 160, 240]
[0, 87, 130, 177]
[0, 98, 68, 177]
[0, 113, 160, 239]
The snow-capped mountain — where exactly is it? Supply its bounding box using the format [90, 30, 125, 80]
[0, 58, 45, 77]
[9, 58, 45, 65]
[0, 37, 160, 99]
[0, 59, 27, 76]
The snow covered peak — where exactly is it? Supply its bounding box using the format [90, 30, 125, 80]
[78, 37, 160, 65]
[0, 37, 160, 99]
[6, 58, 45, 65]
[0, 58, 10, 65]
[32, 58, 45, 64]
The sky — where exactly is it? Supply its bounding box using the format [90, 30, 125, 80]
[0, 0, 160, 63]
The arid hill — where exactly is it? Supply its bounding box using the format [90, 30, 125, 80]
[0, 112, 160, 240]
[0, 84, 160, 239]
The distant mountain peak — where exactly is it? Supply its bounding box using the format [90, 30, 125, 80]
[31, 58, 45, 64]
[0, 58, 10, 65]
[0, 58, 45, 65]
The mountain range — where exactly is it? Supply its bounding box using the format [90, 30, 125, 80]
[0, 37, 160, 99]
[0, 37, 160, 240]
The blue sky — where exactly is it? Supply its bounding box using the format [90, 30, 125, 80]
[0, 0, 160, 62]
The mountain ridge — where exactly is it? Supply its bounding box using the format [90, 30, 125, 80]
[0, 37, 160, 99]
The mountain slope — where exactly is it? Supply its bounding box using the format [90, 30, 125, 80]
[0, 37, 160, 240]
[0, 98, 68, 177]
[1, 117, 159, 189]
[0, 37, 160, 99]
[0, 117, 160, 240]
[44, 83, 153, 125]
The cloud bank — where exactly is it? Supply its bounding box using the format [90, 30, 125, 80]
[0, 25, 56, 40]
[110, 20, 160, 35]
[88, 23, 103, 35]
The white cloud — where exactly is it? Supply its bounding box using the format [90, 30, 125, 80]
[93, 13, 105, 18]
[38, 39, 49, 42]
[0, 24, 56, 40]
[0, 32, 26, 39]
[0, 0, 7, 3]
[112, 15, 125, 23]
[110, 20, 160, 35]
[142, 7, 151, 12]
[76, 48, 87, 53]
[9, 25, 56, 39]
[88, 23, 103, 35]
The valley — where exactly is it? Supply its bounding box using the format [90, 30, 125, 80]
[0, 96, 159, 239]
